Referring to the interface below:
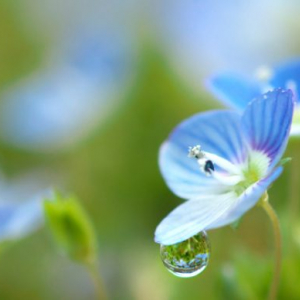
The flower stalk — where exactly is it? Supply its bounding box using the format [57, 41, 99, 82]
[44, 191, 108, 299]
[85, 260, 108, 300]
[258, 192, 282, 300]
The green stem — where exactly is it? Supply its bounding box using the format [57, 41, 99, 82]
[259, 193, 282, 300]
[288, 144, 300, 224]
[85, 261, 108, 300]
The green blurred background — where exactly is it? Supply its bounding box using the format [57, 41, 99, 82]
[1, 1, 300, 299]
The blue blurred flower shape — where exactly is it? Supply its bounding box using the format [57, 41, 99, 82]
[208, 60, 300, 136]
[0, 188, 51, 243]
[0, 199, 42, 242]
[155, 89, 293, 245]
[0, 31, 134, 152]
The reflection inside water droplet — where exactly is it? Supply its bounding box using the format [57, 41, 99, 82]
[160, 231, 210, 278]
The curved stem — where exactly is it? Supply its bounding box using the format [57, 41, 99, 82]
[259, 193, 282, 300]
[288, 143, 300, 225]
[85, 261, 108, 300]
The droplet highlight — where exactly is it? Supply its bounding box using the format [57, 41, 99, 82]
[160, 231, 210, 278]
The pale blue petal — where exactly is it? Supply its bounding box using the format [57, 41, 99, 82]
[61, 31, 133, 84]
[155, 192, 237, 245]
[207, 73, 261, 111]
[0, 193, 47, 241]
[157, 0, 294, 90]
[206, 166, 283, 229]
[271, 59, 300, 102]
[0, 33, 134, 152]
[241, 89, 294, 170]
[155, 167, 282, 245]
[159, 111, 247, 199]
[0, 71, 105, 151]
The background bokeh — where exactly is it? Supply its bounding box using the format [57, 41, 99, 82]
[0, 1, 300, 299]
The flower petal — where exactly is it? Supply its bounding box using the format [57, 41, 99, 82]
[0, 198, 42, 241]
[154, 192, 237, 245]
[159, 111, 247, 199]
[205, 166, 283, 229]
[207, 73, 261, 111]
[155, 166, 282, 245]
[241, 89, 294, 170]
[0, 189, 52, 242]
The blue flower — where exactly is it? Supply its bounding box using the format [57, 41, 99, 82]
[0, 180, 52, 243]
[156, 0, 299, 94]
[0, 198, 43, 242]
[208, 60, 300, 136]
[0, 30, 135, 152]
[155, 89, 293, 245]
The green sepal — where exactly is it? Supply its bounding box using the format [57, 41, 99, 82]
[279, 157, 292, 166]
[43, 191, 97, 264]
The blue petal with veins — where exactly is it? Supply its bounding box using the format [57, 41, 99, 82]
[155, 89, 293, 245]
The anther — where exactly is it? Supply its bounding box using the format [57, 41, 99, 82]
[188, 145, 204, 159]
[188, 145, 215, 176]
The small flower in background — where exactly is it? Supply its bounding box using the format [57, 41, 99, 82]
[0, 177, 52, 246]
[0, 0, 139, 153]
[208, 60, 300, 137]
[0, 29, 135, 152]
[155, 89, 293, 245]
[154, 0, 300, 96]
[44, 191, 107, 299]
[0, 197, 43, 243]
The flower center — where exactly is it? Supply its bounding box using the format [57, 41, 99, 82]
[188, 145, 270, 196]
[234, 151, 270, 195]
[188, 145, 244, 185]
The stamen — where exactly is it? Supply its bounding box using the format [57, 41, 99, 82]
[197, 157, 214, 176]
[204, 160, 214, 174]
[212, 172, 244, 186]
[188, 145, 204, 159]
[204, 152, 243, 175]
[188, 145, 245, 185]
[188, 145, 215, 176]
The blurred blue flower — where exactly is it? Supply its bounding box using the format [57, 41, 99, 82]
[155, 0, 300, 94]
[155, 89, 293, 245]
[0, 177, 52, 243]
[208, 60, 300, 136]
[0, 197, 43, 242]
[0, 29, 136, 152]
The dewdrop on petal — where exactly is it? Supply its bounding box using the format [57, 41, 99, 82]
[160, 231, 210, 278]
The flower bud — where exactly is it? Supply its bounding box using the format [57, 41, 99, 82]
[44, 191, 97, 264]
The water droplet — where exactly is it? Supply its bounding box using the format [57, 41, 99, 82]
[160, 231, 210, 278]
